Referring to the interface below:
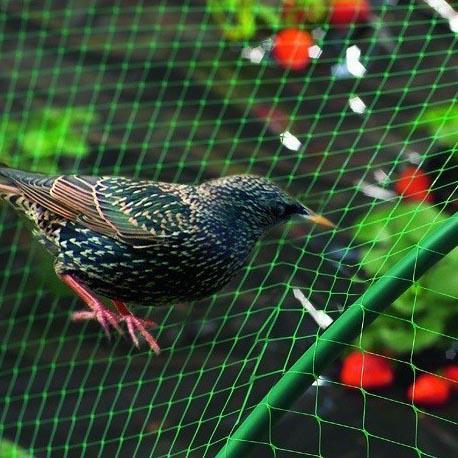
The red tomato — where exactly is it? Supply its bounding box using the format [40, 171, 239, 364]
[394, 166, 433, 202]
[340, 351, 394, 390]
[442, 365, 458, 391]
[330, 0, 370, 26]
[407, 374, 451, 407]
[273, 28, 313, 71]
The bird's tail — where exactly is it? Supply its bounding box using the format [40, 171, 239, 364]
[0, 164, 21, 195]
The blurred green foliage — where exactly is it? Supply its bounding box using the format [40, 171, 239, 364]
[414, 100, 458, 151]
[207, 0, 328, 40]
[0, 106, 97, 174]
[207, 0, 259, 40]
[0, 440, 32, 458]
[282, 0, 329, 25]
[354, 202, 457, 353]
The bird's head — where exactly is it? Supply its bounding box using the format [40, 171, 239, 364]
[200, 175, 334, 232]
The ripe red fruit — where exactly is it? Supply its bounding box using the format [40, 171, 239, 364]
[407, 374, 451, 407]
[442, 365, 458, 391]
[330, 0, 370, 26]
[394, 166, 433, 202]
[340, 351, 394, 390]
[273, 28, 313, 71]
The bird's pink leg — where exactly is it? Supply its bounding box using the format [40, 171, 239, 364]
[112, 300, 160, 355]
[59, 274, 160, 354]
[59, 274, 123, 337]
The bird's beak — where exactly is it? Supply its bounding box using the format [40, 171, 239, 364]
[299, 206, 335, 228]
[306, 213, 335, 228]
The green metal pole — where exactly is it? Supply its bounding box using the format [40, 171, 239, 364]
[216, 215, 458, 458]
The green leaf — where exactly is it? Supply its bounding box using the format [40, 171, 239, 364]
[389, 203, 448, 244]
[353, 203, 456, 354]
[296, 0, 329, 23]
[59, 133, 90, 157]
[359, 247, 391, 275]
[392, 283, 428, 315]
[0, 439, 33, 458]
[423, 250, 458, 299]
[376, 312, 445, 353]
[354, 202, 447, 247]
[207, 0, 257, 40]
[414, 101, 458, 148]
[412, 309, 448, 352]
[255, 5, 281, 30]
[392, 288, 415, 316]
[21, 129, 59, 158]
[353, 208, 393, 245]
[0, 121, 20, 156]
[11, 106, 96, 164]
[62, 107, 97, 125]
[373, 316, 416, 353]
[359, 291, 450, 354]
[359, 327, 381, 351]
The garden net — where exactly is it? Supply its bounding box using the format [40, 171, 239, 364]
[0, 1, 457, 457]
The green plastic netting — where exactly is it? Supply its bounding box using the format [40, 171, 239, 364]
[0, 1, 457, 457]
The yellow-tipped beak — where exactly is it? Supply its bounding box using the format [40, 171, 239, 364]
[306, 213, 335, 229]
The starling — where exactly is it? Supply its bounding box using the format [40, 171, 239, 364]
[0, 167, 333, 354]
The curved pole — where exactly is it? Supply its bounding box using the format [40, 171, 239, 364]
[216, 215, 458, 458]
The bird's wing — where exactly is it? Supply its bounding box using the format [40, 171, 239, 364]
[57, 176, 196, 246]
[1, 169, 195, 247]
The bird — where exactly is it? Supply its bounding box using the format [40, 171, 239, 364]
[0, 167, 334, 354]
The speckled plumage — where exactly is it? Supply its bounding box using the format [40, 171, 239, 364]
[0, 167, 330, 352]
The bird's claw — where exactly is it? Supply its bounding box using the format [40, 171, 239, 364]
[72, 309, 160, 354]
[62, 275, 159, 353]
[121, 315, 161, 355]
[72, 308, 123, 337]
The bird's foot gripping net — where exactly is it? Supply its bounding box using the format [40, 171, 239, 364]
[61, 274, 160, 355]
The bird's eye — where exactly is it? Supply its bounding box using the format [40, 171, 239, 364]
[276, 203, 286, 217]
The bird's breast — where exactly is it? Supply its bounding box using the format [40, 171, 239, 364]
[56, 222, 257, 305]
